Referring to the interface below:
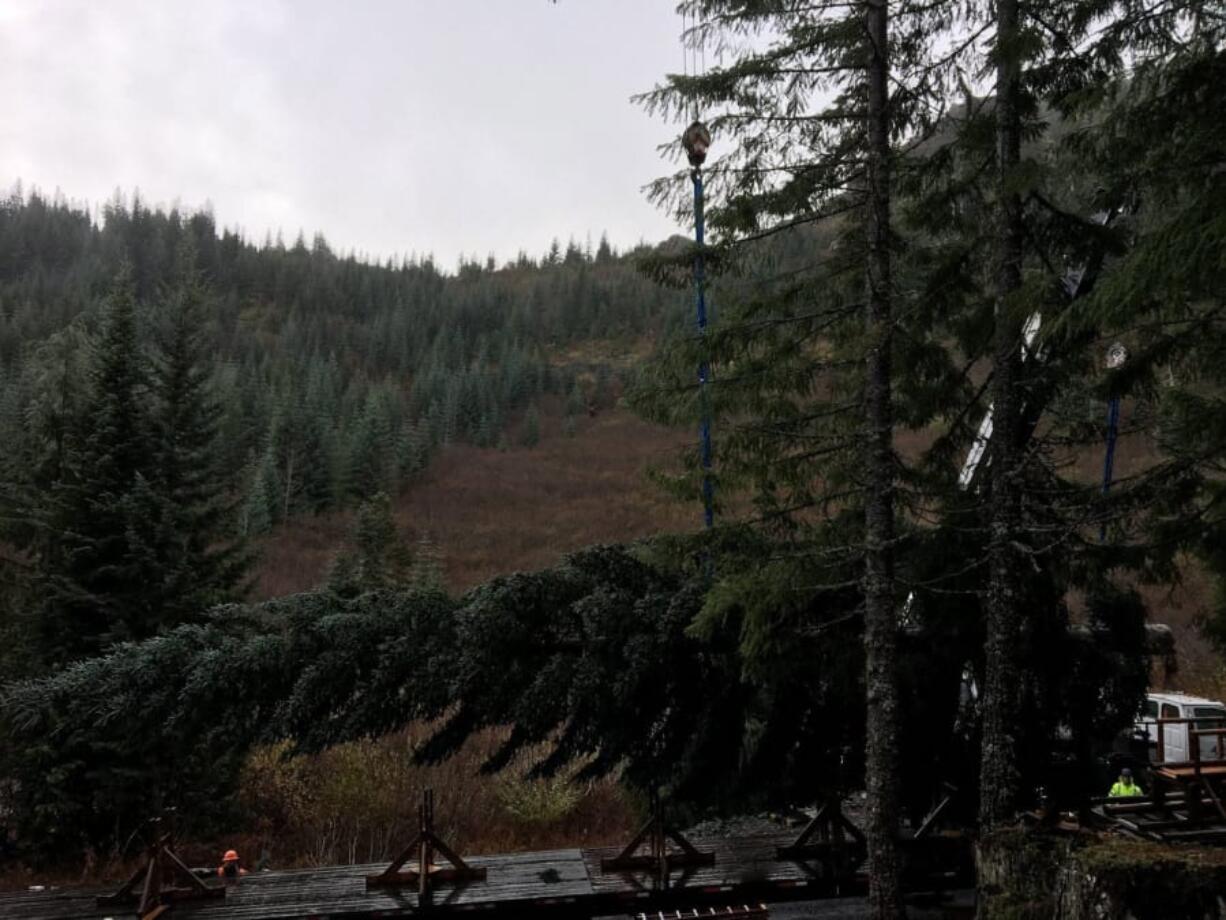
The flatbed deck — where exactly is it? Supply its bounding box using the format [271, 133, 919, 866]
[0, 832, 921, 920]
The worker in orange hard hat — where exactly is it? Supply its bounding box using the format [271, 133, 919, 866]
[217, 849, 249, 879]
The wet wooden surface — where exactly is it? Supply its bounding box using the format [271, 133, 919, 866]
[0, 832, 853, 920]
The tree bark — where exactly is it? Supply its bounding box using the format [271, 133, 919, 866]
[862, 1, 903, 916]
[979, 0, 1026, 832]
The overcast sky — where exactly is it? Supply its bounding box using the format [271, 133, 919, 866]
[1, 1, 692, 266]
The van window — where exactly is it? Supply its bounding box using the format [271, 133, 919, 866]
[1143, 700, 1159, 719]
[1161, 703, 1180, 719]
[1192, 707, 1225, 720]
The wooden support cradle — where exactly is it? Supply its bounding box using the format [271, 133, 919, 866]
[601, 790, 715, 875]
[365, 788, 487, 899]
[95, 816, 224, 920]
[775, 798, 866, 877]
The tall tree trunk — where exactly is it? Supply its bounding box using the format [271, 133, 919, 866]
[979, 0, 1025, 832]
[863, 1, 902, 916]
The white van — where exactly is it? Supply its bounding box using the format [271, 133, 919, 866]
[1136, 692, 1226, 764]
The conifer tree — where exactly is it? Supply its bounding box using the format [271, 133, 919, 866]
[634, 4, 975, 913]
[409, 532, 445, 592]
[349, 394, 395, 500]
[1042, 3, 1226, 682]
[521, 403, 540, 448]
[36, 265, 160, 660]
[476, 412, 494, 448]
[0, 323, 93, 556]
[241, 446, 281, 536]
[565, 381, 586, 418]
[147, 240, 250, 624]
[977, 0, 1028, 833]
[932, 0, 1226, 832]
[596, 232, 614, 264]
[861, 2, 902, 911]
[328, 492, 412, 597]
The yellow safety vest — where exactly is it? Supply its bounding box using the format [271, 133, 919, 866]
[1109, 780, 1142, 797]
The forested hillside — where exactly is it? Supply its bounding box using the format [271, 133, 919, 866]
[0, 187, 685, 532]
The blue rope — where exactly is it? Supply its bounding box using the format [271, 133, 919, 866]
[692, 168, 714, 530]
[1099, 395, 1121, 540]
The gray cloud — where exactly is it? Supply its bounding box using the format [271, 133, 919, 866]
[1, 0, 692, 265]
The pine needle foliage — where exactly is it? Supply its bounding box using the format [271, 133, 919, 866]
[327, 492, 414, 597]
[0, 546, 867, 856]
[1, 260, 252, 667]
[146, 239, 251, 623]
[32, 266, 164, 660]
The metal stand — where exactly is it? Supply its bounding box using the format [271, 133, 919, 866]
[365, 789, 486, 900]
[601, 790, 714, 875]
[96, 816, 224, 920]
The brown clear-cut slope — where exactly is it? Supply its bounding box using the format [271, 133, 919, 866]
[252, 406, 695, 600]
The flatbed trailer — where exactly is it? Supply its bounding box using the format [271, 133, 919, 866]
[0, 831, 972, 920]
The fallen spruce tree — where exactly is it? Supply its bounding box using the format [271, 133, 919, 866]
[0, 534, 1154, 862]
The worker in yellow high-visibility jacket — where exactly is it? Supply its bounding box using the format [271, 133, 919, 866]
[1109, 767, 1143, 797]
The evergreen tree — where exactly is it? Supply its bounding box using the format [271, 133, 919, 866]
[978, 0, 1027, 833]
[595, 232, 614, 264]
[521, 403, 540, 448]
[37, 265, 162, 660]
[1044, 5, 1226, 675]
[2, 534, 1159, 860]
[860, 2, 903, 911]
[0, 556, 37, 681]
[349, 393, 395, 500]
[565, 380, 586, 418]
[0, 323, 94, 558]
[409, 532, 445, 592]
[328, 492, 412, 597]
[475, 412, 494, 448]
[147, 241, 250, 623]
[637, 5, 973, 910]
[240, 442, 282, 538]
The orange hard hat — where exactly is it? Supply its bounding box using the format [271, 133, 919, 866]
[223, 850, 240, 862]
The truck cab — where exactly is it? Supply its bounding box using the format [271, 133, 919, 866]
[1136, 691, 1226, 764]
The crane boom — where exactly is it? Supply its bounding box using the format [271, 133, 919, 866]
[956, 208, 1118, 492]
